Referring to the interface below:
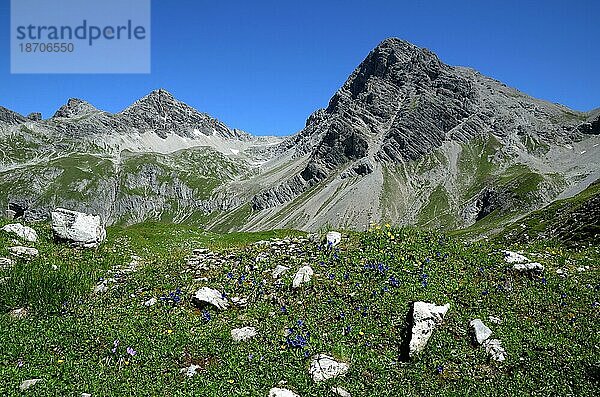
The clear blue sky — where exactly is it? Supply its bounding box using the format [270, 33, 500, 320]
[0, 0, 598, 136]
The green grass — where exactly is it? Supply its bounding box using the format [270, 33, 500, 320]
[0, 222, 598, 396]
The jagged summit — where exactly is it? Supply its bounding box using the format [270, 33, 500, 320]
[53, 98, 103, 119]
[0, 106, 27, 125]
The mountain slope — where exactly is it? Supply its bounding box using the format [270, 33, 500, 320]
[1, 38, 598, 232]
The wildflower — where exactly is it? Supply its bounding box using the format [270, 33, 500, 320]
[297, 319, 305, 327]
[389, 276, 400, 287]
[280, 306, 287, 314]
[344, 273, 349, 281]
[202, 310, 211, 322]
[227, 272, 233, 279]
[57, 359, 64, 364]
[126, 347, 137, 356]
[541, 277, 547, 285]
[436, 365, 444, 374]
[329, 273, 335, 280]
[482, 290, 489, 296]
[227, 379, 235, 384]
[343, 326, 352, 335]
[17, 359, 23, 368]
[111, 339, 119, 353]
[166, 329, 173, 334]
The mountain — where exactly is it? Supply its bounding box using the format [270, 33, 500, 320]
[1, 38, 598, 232]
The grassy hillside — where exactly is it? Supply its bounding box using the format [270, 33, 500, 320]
[1, 221, 598, 396]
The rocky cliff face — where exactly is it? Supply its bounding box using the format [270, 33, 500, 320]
[1, 38, 598, 232]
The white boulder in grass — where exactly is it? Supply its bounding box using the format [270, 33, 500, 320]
[326, 231, 342, 247]
[269, 388, 300, 397]
[8, 246, 39, 258]
[191, 287, 229, 310]
[1, 223, 38, 242]
[408, 302, 450, 358]
[469, 319, 493, 345]
[513, 262, 545, 273]
[501, 250, 529, 264]
[231, 326, 257, 342]
[19, 379, 42, 391]
[51, 208, 106, 248]
[484, 339, 507, 361]
[292, 265, 314, 288]
[309, 354, 349, 382]
[272, 265, 290, 279]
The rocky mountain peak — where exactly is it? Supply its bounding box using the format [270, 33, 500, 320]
[53, 98, 101, 119]
[0, 106, 27, 125]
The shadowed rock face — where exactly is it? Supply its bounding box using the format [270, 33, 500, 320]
[0, 106, 27, 125]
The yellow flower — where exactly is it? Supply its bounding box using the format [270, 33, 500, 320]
[57, 359, 64, 364]
[359, 331, 365, 336]
[390, 235, 395, 240]
[227, 379, 235, 384]
[385, 223, 391, 228]
[167, 329, 173, 334]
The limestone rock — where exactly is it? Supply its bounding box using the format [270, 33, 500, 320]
[0, 257, 15, 269]
[181, 364, 201, 377]
[272, 265, 290, 279]
[19, 378, 42, 391]
[1, 223, 38, 242]
[51, 208, 106, 248]
[309, 354, 349, 382]
[513, 262, 545, 273]
[9, 307, 28, 319]
[191, 287, 229, 310]
[9, 246, 39, 258]
[269, 387, 299, 397]
[326, 231, 342, 247]
[143, 297, 157, 307]
[469, 319, 493, 345]
[231, 326, 257, 342]
[408, 302, 450, 357]
[484, 339, 507, 362]
[292, 266, 314, 288]
[502, 250, 529, 264]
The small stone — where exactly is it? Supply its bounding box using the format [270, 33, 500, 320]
[309, 354, 349, 382]
[9, 307, 28, 319]
[556, 269, 566, 276]
[469, 319, 493, 345]
[331, 386, 351, 397]
[269, 387, 299, 397]
[8, 246, 39, 258]
[326, 231, 342, 247]
[502, 250, 529, 264]
[231, 326, 257, 342]
[1, 223, 38, 242]
[20, 378, 42, 391]
[143, 297, 157, 307]
[82, 394, 92, 397]
[408, 302, 450, 357]
[0, 257, 15, 269]
[191, 287, 229, 310]
[93, 280, 108, 294]
[488, 316, 502, 325]
[292, 266, 314, 288]
[513, 262, 544, 273]
[484, 339, 506, 361]
[181, 364, 201, 377]
[272, 265, 290, 279]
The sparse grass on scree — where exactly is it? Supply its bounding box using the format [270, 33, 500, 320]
[0, 221, 598, 396]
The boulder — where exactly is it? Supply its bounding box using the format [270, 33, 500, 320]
[502, 250, 529, 264]
[469, 319, 492, 345]
[326, 231, 342, 247]
[292, 266, 314, 288]
[191, 287, 229, 310]
[513, 262, 545, 273]
[309, 354, 349, 382]
[1, 223, 38, 242]
[408, 302, 450, 357]
[231, 326, 257, 342]
[51, 208, 106, 248]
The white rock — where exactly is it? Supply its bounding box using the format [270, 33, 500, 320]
[502, 250, 529, 264]
[469, 319, 493, 345]
[231, 326, 257, 342]
[269, 387, 299, 397]
[143, 297, 157, 307]
[0, 257, 14, 269]
[408, 302, 450, 357]
[484, 339, 507, 361]
[332, 386, 351, 397]
[9, 307, 28, 319]
[513, 262, 544, 273]
[19, 378, 42, 391]
[9, 246, 39, 258]
[51, 208, 106, 248]
[272, 265, 290, 279]
[82, 394, 92, 397]
[292, 266, 314, 288]
[191, 287, 229, 310]
[488, 316, 502, 325]
[231, 296, 248, 307]
[556, 269, 566, 276]
[180, 364, 201, 377]
[1, 223, 38, 242]
[309, 354, 349, 382]
[93, 280, 108, 294]
[326, 231, 342, 247]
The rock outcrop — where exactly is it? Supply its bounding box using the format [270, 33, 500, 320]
[51, 208, 106, 248]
